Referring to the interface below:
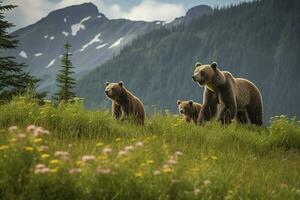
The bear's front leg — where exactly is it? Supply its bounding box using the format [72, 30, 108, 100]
[217, 103, 237, 124]
[112, 102, 122, 120]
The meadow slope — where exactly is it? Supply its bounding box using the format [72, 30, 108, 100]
[0, 97, 300, 199]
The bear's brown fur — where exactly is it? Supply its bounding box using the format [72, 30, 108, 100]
[177, 100, 202, 124]
[192, 62, 263, 125]
[105, 81, 145, 125]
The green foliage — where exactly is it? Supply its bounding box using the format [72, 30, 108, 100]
[77, 0, 300, 122]
[0, 2, 46, 103]
[54, 42, 76, 103]
[0, 97, 300, 199]
[0, 3, 32, 102]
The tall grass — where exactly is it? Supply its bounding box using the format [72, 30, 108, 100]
[0, 96, 300, 199]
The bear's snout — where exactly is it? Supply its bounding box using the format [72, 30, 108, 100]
[180, 109, 184, 114]
[192, 75, 196, 81]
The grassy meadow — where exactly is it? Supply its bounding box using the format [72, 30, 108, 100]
[0, 96, 300, 199]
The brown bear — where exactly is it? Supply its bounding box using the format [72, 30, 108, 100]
[177, 100, 202, 124]
[192, 62, 263, 125]
[105, 81, 145, 125]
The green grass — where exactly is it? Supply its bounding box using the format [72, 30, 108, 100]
[0, 96, 300, 200]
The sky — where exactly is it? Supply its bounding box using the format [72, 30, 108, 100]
[4, 0, 252, 32]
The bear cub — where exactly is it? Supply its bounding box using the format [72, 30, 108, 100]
[177, 100, 202, 124]
[105, 81, 145, 125]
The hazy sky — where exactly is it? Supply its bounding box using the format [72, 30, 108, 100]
[4, 0, 252, 32]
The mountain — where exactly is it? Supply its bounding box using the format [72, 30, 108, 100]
[5, 3, 160, 94]
[76, 0, 300, 122]
[6, 3, 213, 96]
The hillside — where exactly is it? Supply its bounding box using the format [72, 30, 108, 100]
[77, 0, 300, 122]
[0, 97, 300, 199]
[6, 3, 212, 96]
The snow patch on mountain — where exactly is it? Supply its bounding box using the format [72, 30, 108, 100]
[46, 59, 56, 68]
[19, 51, 28, 58]
[80, 33, 102, 52]
[34, 53, 42, 57]
[50, 36, 55, 40]
[62, 31, 69, 36]
[71, 16, 91, 36]
[44, 35, 48, 39]
[64, 18, 67, 23]
[96, 43, 107, 49]
[109, 38, 124, 49]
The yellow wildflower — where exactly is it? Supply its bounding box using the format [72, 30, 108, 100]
[115, 138, 121, 142]
[50, 168, 59, 173]
[25, 147, 34, 151]
[96, 142, 104, 147]
[50, 159, 59, 164]
[163, 167, 173, 173]
[9, 138, 17, 143]
[34, 138, 43, 143]
[134, 172, 143, 177]
[41, 154, 50, 159]
[0, 145, 9, 150]
[211, 156, 218, 160]
[147, 160, 155, 164]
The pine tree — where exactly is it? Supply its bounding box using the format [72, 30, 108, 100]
[0, 3, 41, 102]
[55, 42, 76, 102]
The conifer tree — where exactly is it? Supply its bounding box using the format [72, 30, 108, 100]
[55, 42, 76, 102]
[0, 3, 42, 102]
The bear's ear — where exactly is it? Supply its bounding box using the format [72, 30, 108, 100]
[195, 62, 202, 68]
[188, 100, 193, 106]
[177, 100, 182, 105]
[118, 81, 124, 87]
[211, 62, 218, 70]
[105, 82, 110, 86]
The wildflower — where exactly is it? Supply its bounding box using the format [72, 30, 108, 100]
[26, 125, 36, 132]
[118, 150, 128, 156]
[37, 146, 49, 152]
[69, 168, 82, 174]
[25, 147, 34, 151]
[50, 159, 59, 164]
[82, 155, 96, 162]
[68, 144, 72, 148]
[175, 151, 183, 156]
[124, 145, 134, 151]
[33, 127, 49, 137]
[0, 145, 9, 150]
[34, 138, 43, 143]
[167, 159, 177, 165]
[211, 156, 218, 160]
[115, 138, 121, 142]
[41, 154, 50, 159]
[135, 142, 144, 147]
[17, 133, 26, 139]
[147, 160, 155, 164]
[203, 180, 211, 185]
[163, 167, 173, 173]
[54, 151, 69, 157]
[102, 147, 112, 154]
[96, 142, 104, 147]
[130, 138, 136, 142]
[35, 167, 51, 174]
[35, 164, 46, 169]
[50, 168, 59, 173]
[9, 138, 17, 143]
[96, 168, 111, 174]
[8, 126, 18, 133]
[194, 189, 202, 195]
[153, 170, 161, 175]
[134, 172, 143, 177]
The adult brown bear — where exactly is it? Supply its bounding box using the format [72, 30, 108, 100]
[105, 81, 145, 125]
[192, 62, 263, 125]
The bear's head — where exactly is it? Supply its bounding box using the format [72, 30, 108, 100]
[192, 62, 218, 86]
[177, 100, 194, 117]
[105, 81, 125, 101]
